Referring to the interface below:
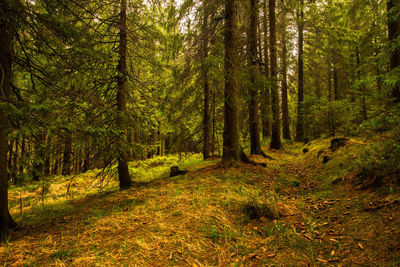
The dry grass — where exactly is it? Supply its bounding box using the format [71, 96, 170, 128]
[1, 140, 399, 266]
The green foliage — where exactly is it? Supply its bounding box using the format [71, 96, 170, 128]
[357, 133, 400, 184]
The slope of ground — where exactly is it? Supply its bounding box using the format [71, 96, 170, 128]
[0, 138, 399, 266]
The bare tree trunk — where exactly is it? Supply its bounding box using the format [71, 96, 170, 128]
[62, 131, 72, 176]
[281, 5, 291, 140]
[388, 0, 400, 102]
[262, 0, 271, 138]
[356, 46, 368, 121]
[269, 0, 282, 149]
[295, 0, 304, 142]
[0, 0, 18, 239]
[117, 0, 132, 190]
[202, 2, 211, 160]
[223, 0, 241, 161]
[44, 136, 50, 177]
[248, 0, 264, 155]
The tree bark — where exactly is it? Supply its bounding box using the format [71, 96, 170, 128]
[262, 0, 271, 138]
[223, 0, 241, 161]
[117, 0, 132, 190]
[388, 0, 400, 102]
[0, 0, 18, 239]
[295, 0, 304, 142]
[248, 0, 264, 155]
[62, 131, 72, 176]
[202, 2, 211, 160]
[269, 0, 282, 149]
[281, 5, 291, 140]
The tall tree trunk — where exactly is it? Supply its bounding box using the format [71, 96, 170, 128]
[248, 0, 264, 155]
[269, 0, 282, 149]
[44, 136, 50, 177]
[202, 2, 211, 160]
[82, 146, 90, 173]
[295, 0, 304, 142]
[281, 6, 291, 140]
[0, 0, 18, 239]
[117, 0, 132, 190]
[328, 63, 335, 136]
[19, 137, 25, 176]
[388, 0, 400, 102]
[262, 0, 271, 138]
[62, 131, 72, 176]
[333, 66, 339, 101]
[223, 0, 241, 161]
[356, 46, 368, 121]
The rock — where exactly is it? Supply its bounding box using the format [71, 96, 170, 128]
[170, 166, 188, 177]
[303, 148, 309, 153]
[244, 203, 279, 220]
[323, 156, 330, 164]
[330, 138, 349, 152]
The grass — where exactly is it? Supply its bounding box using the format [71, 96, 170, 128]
[1, 139, 399, 266]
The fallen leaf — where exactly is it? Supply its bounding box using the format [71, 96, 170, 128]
[331, 250, 335, 256]
[358, 243, 364, 250]
[267, 253, 276, 258]
[316, 258, 328, 263]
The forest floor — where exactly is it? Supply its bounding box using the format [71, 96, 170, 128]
[1, 138, 400, 266]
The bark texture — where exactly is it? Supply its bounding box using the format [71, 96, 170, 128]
[262, 0, 271, 138]
[269, 0, 282, 149]
[223, 0, 241, 161]
[295, 0, 304, 142]
[202, 2, 211, 159]
[248, 0, 263, 155]
[0, 0, 18, 239]
[117, 0, 133, 190]
[388, 0, 400, 102]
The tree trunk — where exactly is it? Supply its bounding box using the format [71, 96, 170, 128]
[223, 0, 241, 161]
[262, 0, 271, 138]
[44, 136, 50, 177]
[269, 0, 282, 149]
[281, 6, 291, 140]
[248, 0, 264, 155]
[19, 137, 25, 176]
[62, 131, 72, 176]
[32, 133, 45, 181]
[295, 0, 304, 142]
[328, 63, 335, 137]
[388, 0, 400, 102]
[356, 46, 368, 121]
[202, 2, 211, 160]
[117, 0, 132, 190]
[0, 0, 18, 239]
